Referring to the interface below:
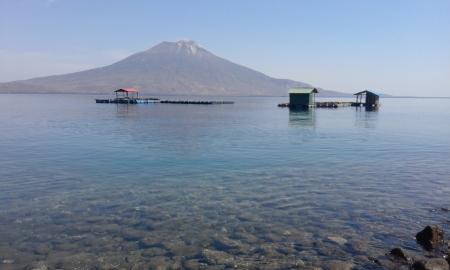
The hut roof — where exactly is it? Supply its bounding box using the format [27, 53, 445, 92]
[115, 88, 139, 93]
[288, 87, 319, 94]
[354, 90, 381, 96]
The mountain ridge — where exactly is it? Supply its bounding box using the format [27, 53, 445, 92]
[0, 39, 352, 97]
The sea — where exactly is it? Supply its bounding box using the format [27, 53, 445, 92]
[0, 94, 449, 269]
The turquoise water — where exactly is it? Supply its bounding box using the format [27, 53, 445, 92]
[0, 94, 449, 269]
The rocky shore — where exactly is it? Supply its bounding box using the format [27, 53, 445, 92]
[388, 225, 450, 270]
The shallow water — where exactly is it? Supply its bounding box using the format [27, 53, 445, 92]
[0, 94, 449, 269]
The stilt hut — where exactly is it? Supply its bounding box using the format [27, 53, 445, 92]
[115, 88, 139, 99]
[354, 90, 380, 107]
[288, 88, 318, 108]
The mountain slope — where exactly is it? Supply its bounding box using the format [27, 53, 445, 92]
[0, 39, 348, 96]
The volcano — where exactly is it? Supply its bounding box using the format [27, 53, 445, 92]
[0, 39, 347, 96]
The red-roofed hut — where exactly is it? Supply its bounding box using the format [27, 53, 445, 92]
[114, 88, 139, 99]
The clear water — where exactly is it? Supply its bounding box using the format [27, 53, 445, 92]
[0, 94, 449, 269]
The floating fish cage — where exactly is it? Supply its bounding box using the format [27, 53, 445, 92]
[277, 102, 354, 108]
[95, 98, 160, 104]
[95, 98, 234, 105]
[315, 102, 353, 108]
[159, 100, 234, 105]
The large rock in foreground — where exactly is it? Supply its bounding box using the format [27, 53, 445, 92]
[416, 225, 445, 250]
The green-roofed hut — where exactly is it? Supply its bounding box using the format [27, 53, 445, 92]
[354, 90, 381, 107]
[288, 88, 318, 108]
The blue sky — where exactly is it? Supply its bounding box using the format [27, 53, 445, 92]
[1, 0, 449, 97]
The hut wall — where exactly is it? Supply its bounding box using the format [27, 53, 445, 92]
[290, 93, 313, 106]
[366, 93, 379, 105]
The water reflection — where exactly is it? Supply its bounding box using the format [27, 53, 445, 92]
[115, 104, 140, 119]
[288, 108, 316, 129]
[354, 106, 378, 129]
[287, 108, 316, 145]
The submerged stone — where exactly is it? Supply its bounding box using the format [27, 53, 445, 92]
[412, 258, 450, 270]
[23, 262, 49, 270]
[327, 236, 348, 245]
[388, 247, 409, 261]
[201, 249, 236, 267]
[321, 260, 356, 270]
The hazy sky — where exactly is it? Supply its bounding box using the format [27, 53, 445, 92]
[1, 0, 449, 97]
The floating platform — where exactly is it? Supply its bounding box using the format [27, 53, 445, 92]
[351, 102, 380, 107]
[315, 102, 353, 108]
[159, 100, 234, 105]
[96, 98, 234, 105]
[95, 98, 159, 104]
[278, 101, 378, 108]
[278, 103, 315, 108]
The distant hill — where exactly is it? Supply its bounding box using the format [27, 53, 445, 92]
[0, 39, 352, 97]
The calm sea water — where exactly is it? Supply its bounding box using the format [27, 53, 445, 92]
[0, 94, 449, 269]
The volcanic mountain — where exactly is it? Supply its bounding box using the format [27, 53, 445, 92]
[0, 39, 348, 96]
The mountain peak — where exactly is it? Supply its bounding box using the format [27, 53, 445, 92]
[144, 39, 206, 57]
[175, 39, 203, 55]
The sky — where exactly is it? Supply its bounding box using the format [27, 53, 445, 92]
[0, 0, 449, 97]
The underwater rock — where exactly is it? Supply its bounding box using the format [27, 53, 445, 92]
[23, 261, 49, 270]
[389, 247, 409, 261]
[93, 223, 121, 234]
[233, 232, 259, 244]
[121, 241, 141, 251]
[140, 235, 166, 247]
[97, 252, 130, 270]
[412, 258, 450, 270]
[183, 259, 207, 270]
[201, 249, 236, 267]
[237, 213, 262, 222]
[327, 236, 348, 245]
[170, 244, 199, 256]
[321, 260, 356, 270]
[125, 254, 142, 264]
[53, 242, 83, 252]
[141, 247, 167, 257]
[34, 243, 52, 255]
[213, 234, 240, 249]
[53, 253, 99, 270]
[121, 228, 146, 241]
[5, 251, 40, 265]
[142, 256, 171, 269]
[351, 241, 370, 252]
[255, 244, 284, 258]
